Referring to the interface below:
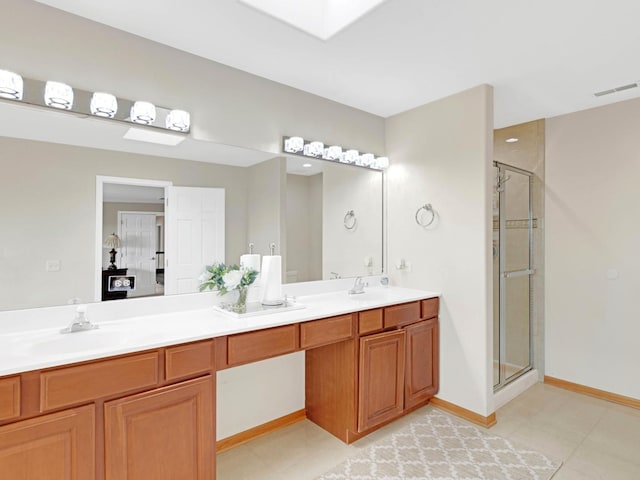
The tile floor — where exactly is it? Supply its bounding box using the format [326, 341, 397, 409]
[217, 382, 640, 479]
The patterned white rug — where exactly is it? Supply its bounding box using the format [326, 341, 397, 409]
[317, 409, 561, 480]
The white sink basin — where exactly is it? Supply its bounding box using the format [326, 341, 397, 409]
[29, 329, 128, 355]
[347, 291, 389, 302]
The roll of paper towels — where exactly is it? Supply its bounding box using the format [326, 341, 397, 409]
[261, 255, 283, 305]
[240, 254, 261, 274]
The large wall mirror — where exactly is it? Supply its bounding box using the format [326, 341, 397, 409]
[0, 101, 383, 311]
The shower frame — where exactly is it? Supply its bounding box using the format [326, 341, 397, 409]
[494, 161, 534, 391]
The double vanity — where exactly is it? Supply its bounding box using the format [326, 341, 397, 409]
[0, 286, 439, 479]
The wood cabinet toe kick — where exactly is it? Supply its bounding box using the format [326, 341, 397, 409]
[0, 296, 439, 478]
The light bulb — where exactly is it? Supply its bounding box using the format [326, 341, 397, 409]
[90, 92, 118, 118]
[0, 70, 23, 100]
[130, 101, 156, 125]
[166, 109, 190, 132]
[44, 81, 73, 110]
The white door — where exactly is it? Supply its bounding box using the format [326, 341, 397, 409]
[165, 187, 225, 295]
[118, 212, 158, 297]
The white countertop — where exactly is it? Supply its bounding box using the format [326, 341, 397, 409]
[0, 286, 438, 377]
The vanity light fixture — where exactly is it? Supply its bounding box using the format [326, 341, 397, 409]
[284, 136, 304, 153]
[373, 156, 389, 169]
[44, 81, 73, 110]
[304, 140, 324, 158]
[324, 145, 343, 161]
[90, 92, 118, 118]
[505, 137, 519, 143]
[359, 153, 375, 167]
[130, 101, 156, 125]
[0, 69, 23, 100]
[166, 109, 190, 132]
[342, 149, 359, 164]
[1, 68, 191, 138]
[283, 136, 389, 170]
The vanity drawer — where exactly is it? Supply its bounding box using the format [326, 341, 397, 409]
[359, 309, 383, 335]
[227, 325, 299, 367]
[383, 302, 421, 329]
[40, 352, 159, 411]
[421, 298, 439, 319]
[165, 341, 214, 381]
[0, 376, 20, 421]
[300, 314, 354, 349]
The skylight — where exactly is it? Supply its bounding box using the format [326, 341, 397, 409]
[239, 0, 388, 40]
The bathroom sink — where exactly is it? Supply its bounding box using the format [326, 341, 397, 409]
[29, 329, 128, 355]
[347, 291, 390, 303]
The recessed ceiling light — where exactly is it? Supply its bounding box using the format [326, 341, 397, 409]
[123, 127, 186, 146]
[505, 138, 519, 143]
[302, 163, 312, 168]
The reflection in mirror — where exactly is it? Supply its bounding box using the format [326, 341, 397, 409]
[0, 102, 383, 312]
[102, 183, 166, 301]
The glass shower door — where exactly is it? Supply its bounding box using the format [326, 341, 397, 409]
[494, 162, 533, 389]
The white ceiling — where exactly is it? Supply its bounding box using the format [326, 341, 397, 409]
[34, 0, 640, 127]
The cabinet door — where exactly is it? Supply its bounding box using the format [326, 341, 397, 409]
[358, 330, 405, 432]
[0, 405, 95, 479]
[105, 376, 214, 480]
[405, 318, 439, 410]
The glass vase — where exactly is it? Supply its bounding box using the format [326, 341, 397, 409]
[227, 287, 248, 314]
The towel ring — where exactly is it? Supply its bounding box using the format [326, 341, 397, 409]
[344, 210, 357, 230]
[415, 204, 435, 227]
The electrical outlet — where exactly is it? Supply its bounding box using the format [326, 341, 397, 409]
[46, 260, 61, 272]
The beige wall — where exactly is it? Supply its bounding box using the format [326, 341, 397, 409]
[246, 158, 287, 277]
[0, 137, 248, 310]
[322, 163, 383, 279]
[386, 85, 494, 416]
[0, 0, 385, 156]
[286, 174, 323, 282]
[546, 98, 640, 399]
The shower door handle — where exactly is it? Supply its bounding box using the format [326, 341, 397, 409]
[502, 269, 534, 279]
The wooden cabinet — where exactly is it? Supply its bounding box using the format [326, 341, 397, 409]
[358, 308, 383, 335]
[300, 314, 354, 349]
[0, 375, 20, 421]
[357, 330, 406, 432]
[0, 294, 439, 476]
[105, 376, 215, 480]
[1, 341, 216, 479]
[224, 324, 298, 367]
[306, 299, 439, 443]
[0, 404, 95, 479]
[384, 301, 421, 328]
[165, 340, 214, 381]
[405, 318, 439, 410]
[40, 352, 159, 411]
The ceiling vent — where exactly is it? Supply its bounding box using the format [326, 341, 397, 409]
[594, 82, 638, 97]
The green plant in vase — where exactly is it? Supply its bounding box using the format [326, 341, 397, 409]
[199, 262, 258, 313]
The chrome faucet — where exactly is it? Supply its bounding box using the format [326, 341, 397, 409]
[60, 305, 99, 334]
[348, 276, 366, 295]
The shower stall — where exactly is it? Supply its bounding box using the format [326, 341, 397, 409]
[493, 161, 534, 390]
